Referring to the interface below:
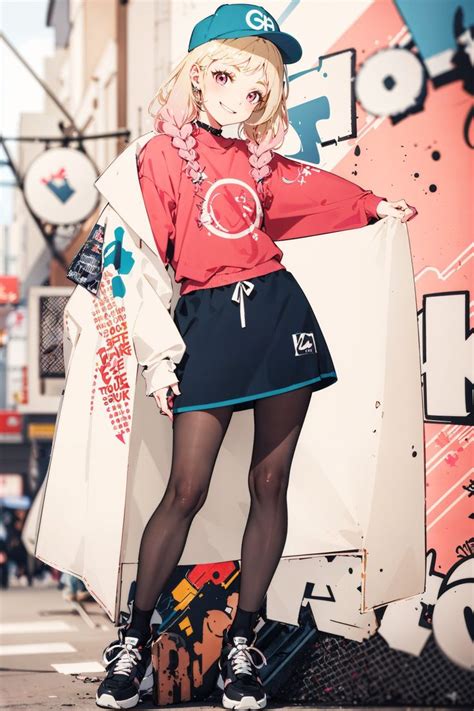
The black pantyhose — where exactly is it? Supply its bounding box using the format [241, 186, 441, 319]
[133, 406, 234, 616]
[238, 385, 313, 612]
[129, 386, 313, 637]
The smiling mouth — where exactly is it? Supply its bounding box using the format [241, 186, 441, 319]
[219, 100, 236, 114]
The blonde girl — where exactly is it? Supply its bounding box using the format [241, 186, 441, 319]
[96, 5, 415, 710]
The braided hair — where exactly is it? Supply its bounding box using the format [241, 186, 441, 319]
[155, 106, 203, 184]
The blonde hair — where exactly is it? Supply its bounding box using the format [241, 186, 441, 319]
[147, 37, 289, 201]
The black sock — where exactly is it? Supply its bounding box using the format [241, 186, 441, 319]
[228, 605, 260, 642]
[128, 603, 154, 640]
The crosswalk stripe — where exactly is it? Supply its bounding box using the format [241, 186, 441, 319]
[0, 642, 77, 656]
[51, 661, 105, 674]
[0, 621, 78, 635]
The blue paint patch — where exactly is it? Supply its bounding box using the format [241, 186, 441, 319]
[288, 65, 330, 163]
[396, 0, 474, 61]
[103, 225, 135, 298]
[111, 275, 126, 298]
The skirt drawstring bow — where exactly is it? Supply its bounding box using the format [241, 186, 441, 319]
[231, 280, 255, 328]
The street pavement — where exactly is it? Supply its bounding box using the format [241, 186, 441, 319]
[0, 585, 281, 710]
[0, 584, 454, 711]
[1, 583, 116, 710]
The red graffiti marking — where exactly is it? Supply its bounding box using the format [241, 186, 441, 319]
[91, 269, 132, 443]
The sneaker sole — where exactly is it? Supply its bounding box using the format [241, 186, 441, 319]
[95, 691, 139, 709]
[222, 692, 267, 710]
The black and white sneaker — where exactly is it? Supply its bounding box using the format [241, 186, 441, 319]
[218, 629, 267, 709]
[95, 626, 152, 709]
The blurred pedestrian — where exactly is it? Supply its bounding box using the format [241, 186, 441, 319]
[60, 572, 92, 602]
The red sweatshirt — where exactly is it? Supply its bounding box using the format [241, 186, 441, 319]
[137, 124, 386, 295]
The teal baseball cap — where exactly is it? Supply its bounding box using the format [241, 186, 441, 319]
[188, 3, 303, 64]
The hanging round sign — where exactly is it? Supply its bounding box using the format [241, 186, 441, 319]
[23, 147, 99, 225]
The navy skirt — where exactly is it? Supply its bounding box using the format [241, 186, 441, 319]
[171, 268, 338, 415]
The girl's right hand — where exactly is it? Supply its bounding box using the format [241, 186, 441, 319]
[376, 199, 418, 222]
[152, 382, 180, 422]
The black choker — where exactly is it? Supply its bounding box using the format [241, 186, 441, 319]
[195, 119, 223, 136]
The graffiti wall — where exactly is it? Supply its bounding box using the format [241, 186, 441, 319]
[119, 0, 474, 705]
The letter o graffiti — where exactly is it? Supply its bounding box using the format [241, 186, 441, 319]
[356, 48, 425, 117]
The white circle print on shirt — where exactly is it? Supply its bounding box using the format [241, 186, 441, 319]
[200, 178, 263, 239]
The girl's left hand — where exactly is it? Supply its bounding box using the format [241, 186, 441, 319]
[376, 199, 418, 223]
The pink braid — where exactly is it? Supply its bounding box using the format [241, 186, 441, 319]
[247, 122, 286, 205]
[155, 106, 204, 184]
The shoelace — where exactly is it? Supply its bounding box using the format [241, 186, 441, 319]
[103, 638, 143, 677]
[228, 638, 267, 677]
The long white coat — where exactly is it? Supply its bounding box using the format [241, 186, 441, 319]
[30, 130, 426, 634]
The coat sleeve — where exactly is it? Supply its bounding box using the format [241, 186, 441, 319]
[264, 152, 387, 241]
[137, 138, 176, 268]
[134, 137, 185, 394]
[132, 255, 186, 396]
